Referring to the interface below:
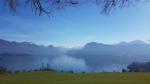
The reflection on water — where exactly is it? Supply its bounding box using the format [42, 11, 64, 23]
[0, 55, 54, 71]
[0, 55, 126, 72]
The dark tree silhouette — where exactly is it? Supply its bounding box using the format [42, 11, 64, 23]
[0, 66, 7, 74]
[127, 62, 150, 72]
[122, 68, 127, 72]
[1, 0, 146, 16]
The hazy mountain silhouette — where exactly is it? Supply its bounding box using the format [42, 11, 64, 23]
[68, 41, 150, 71]
[0, 39, 64, 71]
[1, 39, 150, 72]
[0, 39, 63, 56]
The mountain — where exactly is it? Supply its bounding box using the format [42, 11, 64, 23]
[0, 39, 63, 56]
[128, 40, 146, 45]
[67, 41, 150, 71]
[117, 40, 146, 45]
[0, 39, 65, 71]
[1, 39, 150, 72]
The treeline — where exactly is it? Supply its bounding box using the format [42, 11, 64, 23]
[0, 63, 76, 74]
[122, 62, 150, 72]
[0, 66, 9, 74]
[127, 62, 150, 72]
[0, 63, 53, 74]
[2, 62, 150, 74]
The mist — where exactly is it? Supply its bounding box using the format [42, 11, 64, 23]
[50, 55, 88, 72]
[1, 39, 150, 72]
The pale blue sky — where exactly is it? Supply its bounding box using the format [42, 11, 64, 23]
[1, 2, 150, 47]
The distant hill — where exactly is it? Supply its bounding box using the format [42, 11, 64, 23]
[68, 40, 150, 71]
[0, 39, 65, 71]
[0, 39, 63, 56]
[1, 39, 150, 72]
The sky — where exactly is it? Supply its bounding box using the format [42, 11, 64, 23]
[1, 2, 150, 47]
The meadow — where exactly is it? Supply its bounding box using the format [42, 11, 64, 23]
[0, 72, 150, 84]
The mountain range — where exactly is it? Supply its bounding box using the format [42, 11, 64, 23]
[0, 39, 150, 72]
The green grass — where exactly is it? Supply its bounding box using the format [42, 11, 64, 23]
[1, 72, 150, 84]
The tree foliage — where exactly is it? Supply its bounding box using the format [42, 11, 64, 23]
[127, 62, 150, 72]
[1, 0, 145, 15]
[0, 66, 7, 74]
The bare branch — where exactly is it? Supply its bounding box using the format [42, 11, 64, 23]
[2, 0, 146, 15]
[6, 0, 18, 12]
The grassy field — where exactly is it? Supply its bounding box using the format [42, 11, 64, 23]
[0, 72, 150, 84]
